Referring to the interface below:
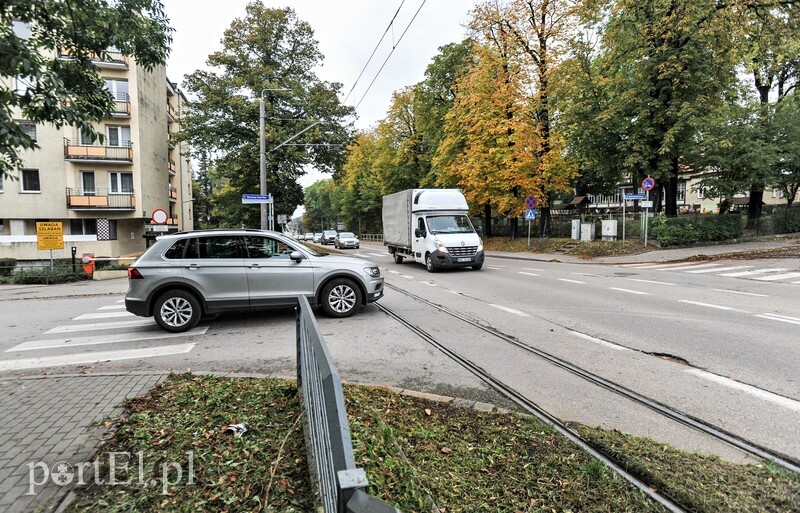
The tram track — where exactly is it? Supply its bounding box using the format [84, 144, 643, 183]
[377, 282, 800, 511]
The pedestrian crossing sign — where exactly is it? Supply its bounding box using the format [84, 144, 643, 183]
[525, 209, 536, 221]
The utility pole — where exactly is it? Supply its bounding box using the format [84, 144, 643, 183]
[259, 88, 289, 230]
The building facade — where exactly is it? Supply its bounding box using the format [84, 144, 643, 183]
[0, 51, 192, 261]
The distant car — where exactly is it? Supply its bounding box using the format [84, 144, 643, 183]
[313, 233, 322, 243]
[305, 232, 314, 242]
[125, 229, 384, 332]
[335, 232, 359, 249]
[322, 230, 337, 245]
[296, 233, 305, 241]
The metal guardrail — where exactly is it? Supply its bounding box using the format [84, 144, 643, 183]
[359, 234, 383, 243]
[295, 296, 400, 513]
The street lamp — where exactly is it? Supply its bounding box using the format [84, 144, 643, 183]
[259, 87, 289, 230]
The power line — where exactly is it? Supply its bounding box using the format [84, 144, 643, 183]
[342, 0, 407, 105]
[354, 0, 428, 112]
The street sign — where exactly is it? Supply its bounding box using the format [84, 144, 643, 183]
[151, 208, 168, 224]
[640, 200, 654, 208]
[641, 177, 655, 191]
[151, 225, 169, 232]
[277, 214, 287, 225]
[525, 195, 537, 209]
[625, 193, 646, 200]
[242, 194, 272, 204]
[525, 209, 537, 221]
[36, 222, 64, 250]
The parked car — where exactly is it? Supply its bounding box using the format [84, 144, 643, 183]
[296, 233, 305, 241]
[313, 233, 323, 243]
[125, 229, 384, 332]
[304, 232, 314, 242]
[335, 232, 359, 249]
[322, 230, 338, 245]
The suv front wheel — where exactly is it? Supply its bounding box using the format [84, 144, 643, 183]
[154, 290, 201, 333]
[321, 278, 362, 318]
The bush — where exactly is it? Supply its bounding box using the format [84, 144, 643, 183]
[13, 265, 89, 285]
[0, 258, 16, 277]
[651, 214, 744, 247]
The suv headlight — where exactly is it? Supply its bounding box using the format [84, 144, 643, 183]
[364, 266, 381, 277]
[433, 238, 449, 254]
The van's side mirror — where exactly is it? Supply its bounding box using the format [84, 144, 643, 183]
[415, 228, 426, 238]
[289, 251, 304, 262]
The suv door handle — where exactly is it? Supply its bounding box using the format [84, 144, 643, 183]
[186, 264, 200, 270]
[249, 263, 261, 269]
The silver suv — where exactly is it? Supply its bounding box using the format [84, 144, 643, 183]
[125, 229, 384, 332]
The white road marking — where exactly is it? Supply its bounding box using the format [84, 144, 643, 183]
[486, 264, 506, 268]
[419, 281, 437, 287]
[522, 268, 545, 272]
[609, 287, 649, 295]
[719, 268, 788, 277]
[367, 253, 387, 258]
[657, 263, 721, 271]
[518, 272, 539, 277]
[686, 265, 751, 274]
[570, 331, 629, 351]
[73, 311, 135, 320]
[677, 300, 737, 311]
[559, 278, 586, 284]
[98, 304, 126, 310]
[685, 368, 800, 413]
[753, 272, 800, 282]
[626, 278, 675, 286]
[489, 304, 529, 317]
[45, 319, 156, 334]
[0, 343, 196, 372]
[712, 289, 768, 298]
[398, 274, 414, 279]
[7, 327, 209, 352]
[388, 270, 401, 275]
[755, 313, 800, 326]
[444, 289, 462, 296]
[486, 266, 504, 270]
[116, 299, 125, 303]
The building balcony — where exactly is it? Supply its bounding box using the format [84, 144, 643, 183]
[168, 160, 177, 175]
[66, 188, 136, 210]
[58, 49, 129, 70]
[64, 139, 133, 164]
[169, 188, 178, 202]
[167, 217, 179, 225]
[168, 102, 177, 121]
[112, 92, 131, 117]
[168, 132, 176, 149]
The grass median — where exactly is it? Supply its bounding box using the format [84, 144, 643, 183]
[66, 374, 800, 512]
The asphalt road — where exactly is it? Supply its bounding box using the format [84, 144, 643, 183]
[0, 243, 798, 461]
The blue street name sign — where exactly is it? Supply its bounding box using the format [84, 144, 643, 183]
[625, 193, 646, 200]
[242, 194, 272, 204]
[525, 209, 537, 221]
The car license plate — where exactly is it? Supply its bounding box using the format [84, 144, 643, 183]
[457, 257, 471, 262]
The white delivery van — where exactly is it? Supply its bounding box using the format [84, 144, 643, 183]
[382, 189, 484, 272]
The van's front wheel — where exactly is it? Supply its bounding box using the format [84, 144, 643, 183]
[425, 253, 437, 273]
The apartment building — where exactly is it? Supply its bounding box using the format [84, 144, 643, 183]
[0, 50, 192, 261]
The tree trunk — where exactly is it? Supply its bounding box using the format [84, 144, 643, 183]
[510, 217, 519, 239]
[747, 185, 763, 226]
[538, 207, 551, 238]
[483, 201, 493, 237]
[663, 172, 679, 217]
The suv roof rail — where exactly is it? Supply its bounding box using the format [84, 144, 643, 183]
[170, 228, 276, 235]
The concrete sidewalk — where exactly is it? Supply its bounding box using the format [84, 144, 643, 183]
[0, 278, 128, 302]
[485, 235, 800, 265]
[0, 373, 166, 513]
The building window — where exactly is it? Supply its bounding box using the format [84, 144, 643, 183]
[109, 172, 133, 193]
[107, 125, 131, 147]
[79, 126, 96, 146]
[69, 219, 97, 235]
[677, 182, 686, 203]
[15, 76, 33, 95]
[21, 169, 40, 192]
[105, 79, 129, 98]
[696, 186, 704, 199]
[18, 121, 36, 141]
[81, 171, 96, 195]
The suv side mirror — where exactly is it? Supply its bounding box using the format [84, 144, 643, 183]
[415, 228, 426, 238]
[289, 251, 304, 262]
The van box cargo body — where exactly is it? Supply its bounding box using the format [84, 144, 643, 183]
[382, 189, 484, 272]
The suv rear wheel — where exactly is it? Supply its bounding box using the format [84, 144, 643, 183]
[321, 278, 362, 317]
[154, 290, 201, 332]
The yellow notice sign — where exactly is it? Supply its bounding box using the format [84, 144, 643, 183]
[36, 222, 64, 250]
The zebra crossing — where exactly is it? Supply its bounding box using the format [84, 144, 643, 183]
[620, 262, 800, 284]
[0, 298, 204, 373]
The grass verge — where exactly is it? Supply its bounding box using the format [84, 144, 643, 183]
[482, 236, 651, 258]
[66, 375, 800, 512]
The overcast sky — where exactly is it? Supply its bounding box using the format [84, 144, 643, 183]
[162, 0, 477, 217]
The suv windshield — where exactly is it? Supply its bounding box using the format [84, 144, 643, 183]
[426, 215, 475, 235]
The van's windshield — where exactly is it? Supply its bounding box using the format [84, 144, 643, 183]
[426, 215, 475, 235]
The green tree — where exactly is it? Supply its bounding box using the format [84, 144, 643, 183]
[338, 132, 384, 234]
[182, 3, 353, 228]
[1, 0, 172, 179]
[302, 179, 339, 232]
[771, 93, 800, 208]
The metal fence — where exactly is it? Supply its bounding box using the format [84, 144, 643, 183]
[359, 233, 384, 243]
[295, 296, 400, 513]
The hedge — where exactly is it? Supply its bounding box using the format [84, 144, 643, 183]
[650, 215, 744, 247]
